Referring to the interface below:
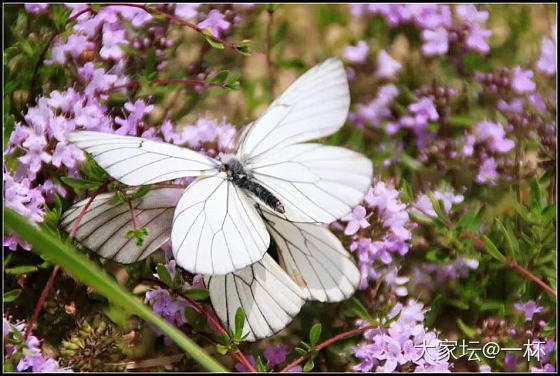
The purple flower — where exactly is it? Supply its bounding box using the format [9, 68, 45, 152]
[422, 27, 449, 56]
[3, 174, 45, 223]
[264, 344, 288, 368]
[341, 205, 370, 235]
[51, 142, 85, 170]
[456, 4, 488, 23]
[25, 3, 48, 14]
[514, 300, 544, 321]
[3, 234, 32, 251]
[198, 9, 231, 37]
[511, 67, 536, 94]
[175, 4, 200, 19]
[100, 27, 129, 60]
[497, 98, 525, 114]
[235, 355, 256, 372]
[286, 365, 303, 373]
[530, 364, 556, 373]
[78, 63, 118, 97]
[376, 50, 401, 79]
[504, 352, 522, 372]
[146, 288, 188, 329]
[476, 157, 498, 184]
[344, 41, 369, 64]
[536, 34, 556, 75]
[352, 300, 450, 372]
[350, 84, 399, 129]
[474, 120, 515, 153]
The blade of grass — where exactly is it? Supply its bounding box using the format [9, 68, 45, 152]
[4, 208, 228, 373]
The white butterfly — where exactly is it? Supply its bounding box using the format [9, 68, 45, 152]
[66, 58, 373, 276]
[61, 186, 361, 341]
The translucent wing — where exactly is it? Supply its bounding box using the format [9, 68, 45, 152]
[66, 131, 220, 186]
[248, 143, 372, 223]
[236, 58, 350, 163]
[172, 174, 270, 275]
[260, 207, 360, 302]
[204, 254, 306, 342]
[61, 187, 182, 264]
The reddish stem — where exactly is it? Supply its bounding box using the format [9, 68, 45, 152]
[279, 325, 377, 373]
[102, 3, 241, 52]
[411, 204, 556, 297]
[144, 278, 257, 373]
[24, 180, 110, 340]
[509, 260, 557, 297]
[127, 198, 138, 231]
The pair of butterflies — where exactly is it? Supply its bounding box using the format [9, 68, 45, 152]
[62, 58, 373, 341]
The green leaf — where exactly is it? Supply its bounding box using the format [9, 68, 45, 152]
[216, 344, 229, 355]
[482, 235, 506, 262]
[130, 185, 152, 200]
[4, 265, 38, 274]
[455, 206, 480, 232]
[60, 177, 102, 195]
[4, 208, 227, 372]
[236, 40, 251, 56]
[235, 307, 246, 339]
[272, 21, 288, 46]
[495, 219, 519, 260]
[303, 358, 315, 372]
[309, 323, 322, 346]
[184, 306, 198, 325]
[295, 347, 307, 355]
[144, 48, 157, 80]
[424, 294, 444, 327]
[184, 288, 210, 301]
[3, 114, 15, 151]
[211, 70, 229, 84]
[530, 179, 542, 212]
[398, 178, 414, 203]
[429, 192, 450, 223]
[201, 28, 224, 49]
[401, 153, 424, 171]
[256, 355, 269, 372]
[4, 289, 22, 303]
[156, 263, 173, 287]
[448, 114, 472, 128]
[456, 318, 476, 338]
[347, 297, 375, 322]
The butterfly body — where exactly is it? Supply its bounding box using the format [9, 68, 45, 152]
[221, 155, 285, 214]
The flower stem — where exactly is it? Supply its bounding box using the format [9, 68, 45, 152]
[24, 180, 110, 340]
[143, 278, 257, 373]
[279, 325, 377, 373]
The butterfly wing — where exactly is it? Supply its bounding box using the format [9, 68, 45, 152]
[236, 58, 350, 163]
[260, 207, 360, 303]
[66, 131, 220, 185]
[61, 187, 182, 264]
[172, 174, 270, 275]
[204, 253, 306, 342]
[248, 143, 372, 223]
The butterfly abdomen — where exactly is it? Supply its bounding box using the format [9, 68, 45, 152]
[224, 158, 285, 214]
